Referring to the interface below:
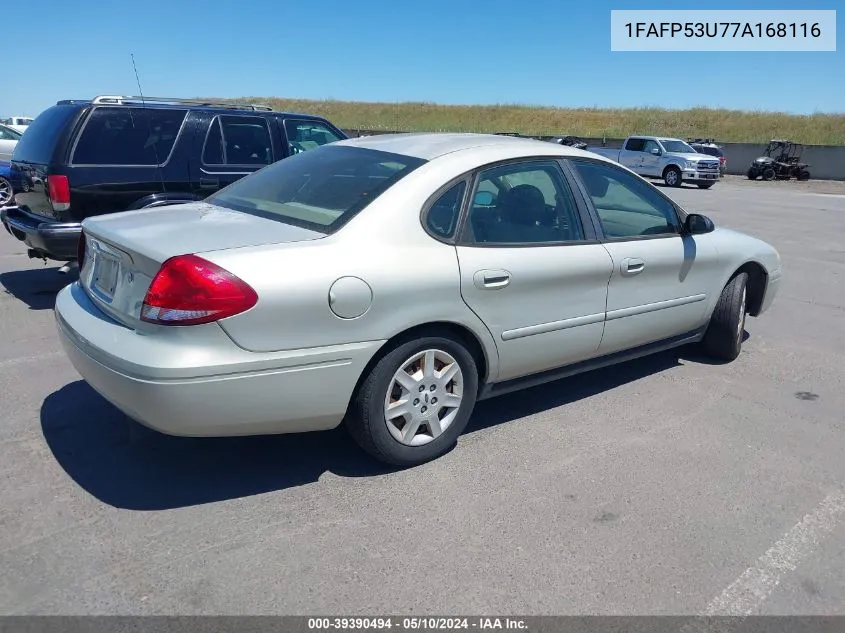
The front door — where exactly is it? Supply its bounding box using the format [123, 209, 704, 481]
[456, 159, 614, 383]
[568, 158, 721, 356]
[639, 139, 663, 177]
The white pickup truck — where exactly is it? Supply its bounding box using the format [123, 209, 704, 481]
[588, 136, 721, 189]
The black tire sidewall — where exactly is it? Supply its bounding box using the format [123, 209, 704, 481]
[703, 272, 748, 361]
[665, 167, 682, 187]
[354, 336, 479, 466]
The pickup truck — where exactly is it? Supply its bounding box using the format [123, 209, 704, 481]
[588, 136, 721, 189]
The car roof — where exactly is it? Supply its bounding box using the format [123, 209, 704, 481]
[53, 99, 327, 120]
[337, 132, 591, 160]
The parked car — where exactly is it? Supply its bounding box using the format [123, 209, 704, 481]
[55, 133, 782, 467]
[0, 160, 24, 207]
[688, 138, 726, 176]
[588, 136, 721, 188]
[0, 95, 346, 262]
[0, 123, 21, 161]
[1, 116, 34, 133]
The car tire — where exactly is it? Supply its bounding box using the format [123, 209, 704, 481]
[0, 177, 13, 207]
[701, 272, 748, 362]
[663, 166, 682, 187]
[347, 334, 479, 467]
[697, 183, 715, 189]
[747, 167, 759, 180]
[762, 166, 776, 181]
[797, 170, 811, 181]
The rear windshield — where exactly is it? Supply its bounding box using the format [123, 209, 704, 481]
[11, 105, 79, 165]
[696, 146, 724, 157]
[207, 145, 427, 233]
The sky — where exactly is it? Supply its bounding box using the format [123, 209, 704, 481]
[3, 0, 842, 118]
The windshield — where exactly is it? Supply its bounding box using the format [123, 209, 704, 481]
[207, 145, 427, 233]
[660, 139, 696, 154]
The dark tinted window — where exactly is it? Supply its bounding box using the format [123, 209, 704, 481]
[208, 145, 426, 233]
[624, 138, 646, 151]
[694, 145, 724, 157]
[10, 105, 79, 164]
[426, 181, 466, 239]
[572, 159, 680, 238]
[72, 107, 187, 165]
[203, 115, 273, 166]
[284, 119, 343, 155]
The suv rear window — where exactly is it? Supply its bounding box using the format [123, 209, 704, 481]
[10, 104, 79, 165]
[207, 145, 426, 233]
[695, 145, 724, 158]
[72, 107, 188, 166]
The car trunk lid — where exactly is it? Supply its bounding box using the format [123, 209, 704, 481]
[79, 201, 325, 328]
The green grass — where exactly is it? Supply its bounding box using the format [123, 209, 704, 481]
[231, 97, 845, 145]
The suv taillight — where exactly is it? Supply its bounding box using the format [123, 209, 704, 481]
[47, 175, 71, 212]
[140, 255, 258, 326]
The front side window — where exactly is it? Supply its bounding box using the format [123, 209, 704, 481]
[284, 119, 343, 155]
[642, 139, 661, 154]
[203, 115, 273, 166]
[571, 159, 681, 238]
[72, 107, 187, 165]
[466, 161, 584, 245]
[207, 145, 426, 233]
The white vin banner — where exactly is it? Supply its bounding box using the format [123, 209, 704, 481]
[611, 10, 836, 51]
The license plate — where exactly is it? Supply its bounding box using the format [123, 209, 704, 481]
[93, 254, 120, 298]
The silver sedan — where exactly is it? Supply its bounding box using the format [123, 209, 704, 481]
[55, 133, 782, 466]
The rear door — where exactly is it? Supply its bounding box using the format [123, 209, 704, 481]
[456, 158, 613, 383]
[618, 137, 646, 171]
[189, 113, 281, 197]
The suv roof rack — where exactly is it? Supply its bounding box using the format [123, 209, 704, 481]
[89, 95, 274, 111]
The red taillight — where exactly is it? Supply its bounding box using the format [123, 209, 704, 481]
[77, 233, 87, 267]
[47, 175, 70, 212]
[720, 156, 726, 164]
[140, 254, 258, 326]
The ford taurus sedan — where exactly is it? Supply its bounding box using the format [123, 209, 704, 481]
[54, 133, 782, 466]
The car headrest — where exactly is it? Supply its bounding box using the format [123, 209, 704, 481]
[499, 184, 548, 225]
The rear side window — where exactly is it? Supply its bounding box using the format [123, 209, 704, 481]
[71, 107, 187, 166]
[203, 115, 274, 166]
[624, 138, 646, 151]
[10, 105, 79, 164]
[208, 145, 426, 233]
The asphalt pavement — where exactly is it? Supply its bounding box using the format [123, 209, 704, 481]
[1, 177, 844, 615]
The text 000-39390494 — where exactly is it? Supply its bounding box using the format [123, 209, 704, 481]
[610, 10, 836, 51]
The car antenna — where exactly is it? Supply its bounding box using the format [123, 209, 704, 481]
[130, 53, 168, 199]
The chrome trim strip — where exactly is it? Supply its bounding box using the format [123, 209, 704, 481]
[606, 294, 707, 321]
[501, 312, 605, 341]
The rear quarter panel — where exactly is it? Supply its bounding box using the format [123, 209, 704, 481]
[201, 158, 506, 381]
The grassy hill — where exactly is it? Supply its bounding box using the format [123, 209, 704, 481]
[236, 97, 845, 145]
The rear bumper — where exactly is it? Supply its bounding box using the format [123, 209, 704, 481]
[0, 206, 81, 260]
[54, 282, 385, 437]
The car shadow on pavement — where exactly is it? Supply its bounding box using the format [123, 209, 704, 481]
[41, 348, 694, 512]
[0, 266, 76, 310]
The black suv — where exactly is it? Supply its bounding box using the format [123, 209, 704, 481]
[1, 95, 346, 262]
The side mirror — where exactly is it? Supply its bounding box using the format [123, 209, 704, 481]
[650, 148, 661, 156]
[684, 213, 715, 234]
[474, 191, 495, 206]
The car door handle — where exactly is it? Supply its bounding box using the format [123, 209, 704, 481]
[474, 269, 511, 290]
[199, 178, 219, 190]
[622, 257, 645, 276]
